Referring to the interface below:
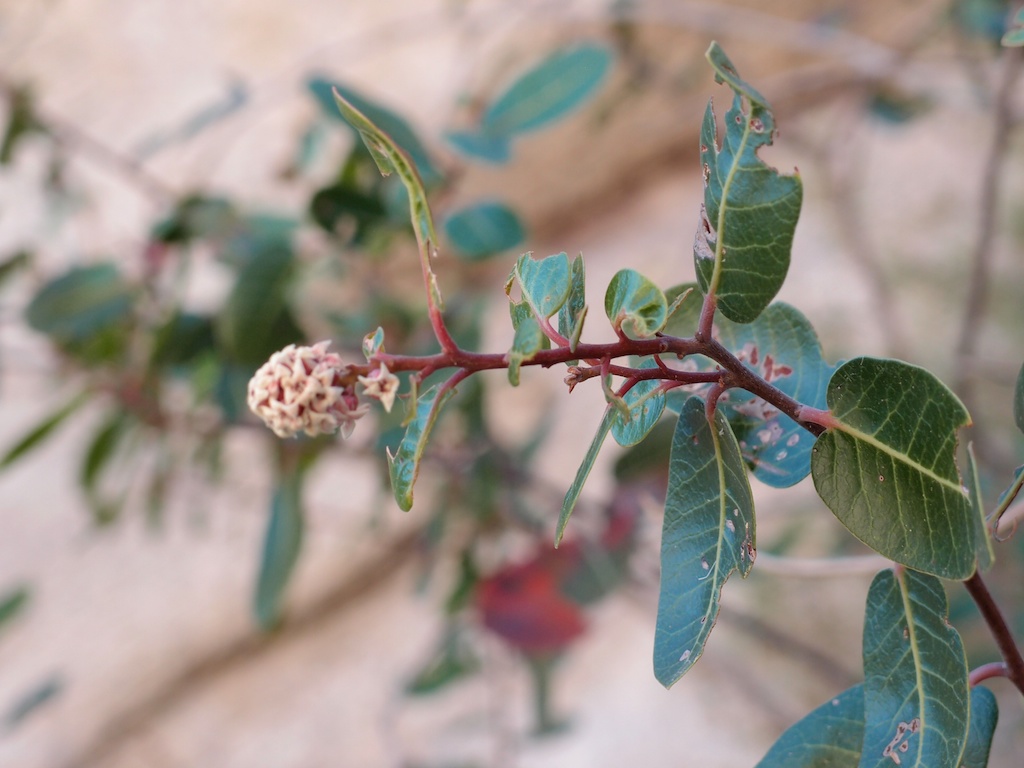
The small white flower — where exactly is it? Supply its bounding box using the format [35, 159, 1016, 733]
[247, 341, 369, 438]
[358, 362, 400, 413]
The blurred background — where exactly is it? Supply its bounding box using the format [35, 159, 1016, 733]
[1, 1, 1023, 766]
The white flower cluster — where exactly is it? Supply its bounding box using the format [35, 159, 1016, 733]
[247, 342, 369, 438]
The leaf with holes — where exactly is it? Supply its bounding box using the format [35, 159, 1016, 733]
[334, 89, 444, 311]
[388, 384, 456, 512]
[254, 471, 305, 630]
[444, 201, 525, 261]
[694, 43, 802, 324]
[654, 396, 755, 687]
[604, 268, 667, 338]
[859, 568, 969, 768]
[512, 252, 570, 319]
[756, 684, 864, 767]
[811, 358, 975, 579]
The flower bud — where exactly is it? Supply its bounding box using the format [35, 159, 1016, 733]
[358, 362, 400, 413]
[247, 342, 368, 438]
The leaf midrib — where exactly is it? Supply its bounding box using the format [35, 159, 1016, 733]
[709, 112, 753, 299]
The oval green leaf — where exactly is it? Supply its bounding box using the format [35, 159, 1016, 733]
[611, 361, 666, 447]
[254, 472, 305, 630]
[444, 201, 525, 261]
[604, 268, 667, 338]
[756, 684, 864, 767]
[859, 568, 969, 768]
[695, 43, 802, 324]
[443, 130, 511, 164]
[811, 358, 975, 580]
[514, 251, 570, 319]
[26, 264, 134, 345]
[654, 396, 755, 688]
[481, 43, 613, 136]
[962, 686, 998, 768]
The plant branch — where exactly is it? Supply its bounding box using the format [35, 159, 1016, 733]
[964, 571, 1024, 697]
[969, 661, 1009, 687]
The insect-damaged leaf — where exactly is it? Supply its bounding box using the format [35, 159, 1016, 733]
[756, 684, 864, 767]
[654, 396, 755, 687]
[388, 384, 456, 511]
[694, 43, 802, 324]
[811, 358, 975, 580]
[859, 569, 969, 768]
[333, 89, 444, 311]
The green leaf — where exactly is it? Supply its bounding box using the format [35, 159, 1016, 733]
[654, 396, 755, 687]
[405, 626, 480, 696]
[962, 686, 998, 768]
[604, 268, 667, 338]
[363, 326, 385, 361]
[513, 252, 570, 319]
[966, 444, 995, 572]
[756, 684, 864, 767]
[26, 263, 135, 345]
[811, 358, 975, 580]
[150, 312, 215, 368]
[555, 408, 614, 546]
[859, 569, 969, 768]
[444, 201, 525, 261]
[254, 472, 304, 630]
[481, 44, 613, 136]
[715, 303, 833, 488]
[333, 89, 444, 311]
[308, 183, 387, 238]
[0, 585, 30, 633]
[443, 129, 511, 164]
[216, 247, 304, 365]
[557, 253, 587, 352]
[507, 308, 545, 387]
[0, 391, 89, 470]
[80, 412, 128, 493]
[309, 77, 441, 184]
[695, 43, 802, 324]
[611, 360, 666, 447]
[1014, 360, 1024, 433]
[388, 384, 456, 512]
[0, 250, 30, 288]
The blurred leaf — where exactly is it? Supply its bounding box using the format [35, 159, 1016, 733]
[0, 586, 30, 633]
[556, 408, 614, 546]
[4, 675, 63, 730]
[952, 0, 1013, 41]
[1003, 6, 1024, 45]
[405, 626, 480, 696]
[443, 130, 510, 163]
[0, 84, 44, 165]
[0, 391, 89, 470]
[79, 411, 128, 494]
[215, 363, 254, 423]
[151, 195, 238, 244]
[962, 686, 999, 768]
[150, 312, 215, 368]
[966, 444, 995, 572]
[1014, 359, 1024, 433]
[444, 201, 525, 261]
[860, 569, 969, 768]
[310, 77, 441, 184]
[254, 471, 304, 630]
[26, 263, 134, 346]
[388, 384, 456, 512]
[755, 684, 863, 767]
[695, 43, 802, 324]
[867, 88, 932, 125]
[610, 360, 665, 447]
[512, 251, 571, 319]
[481, 43, 613, 136]
[309, 183, 387, 240]
[654, 397, 754, 687]
[811, 358, 975, 580]
[220, 214, 298, 267]
[557, 254, 587, 352]
[216, 248, 304, 365]
[0, 250, 30, 289]
[604, 268, 667, 338]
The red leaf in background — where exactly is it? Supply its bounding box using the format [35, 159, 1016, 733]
[476, 553, 586, 656]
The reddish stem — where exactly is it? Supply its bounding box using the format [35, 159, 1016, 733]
[969, 661, 1009, 688]
[964, 572, 1024, 697]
